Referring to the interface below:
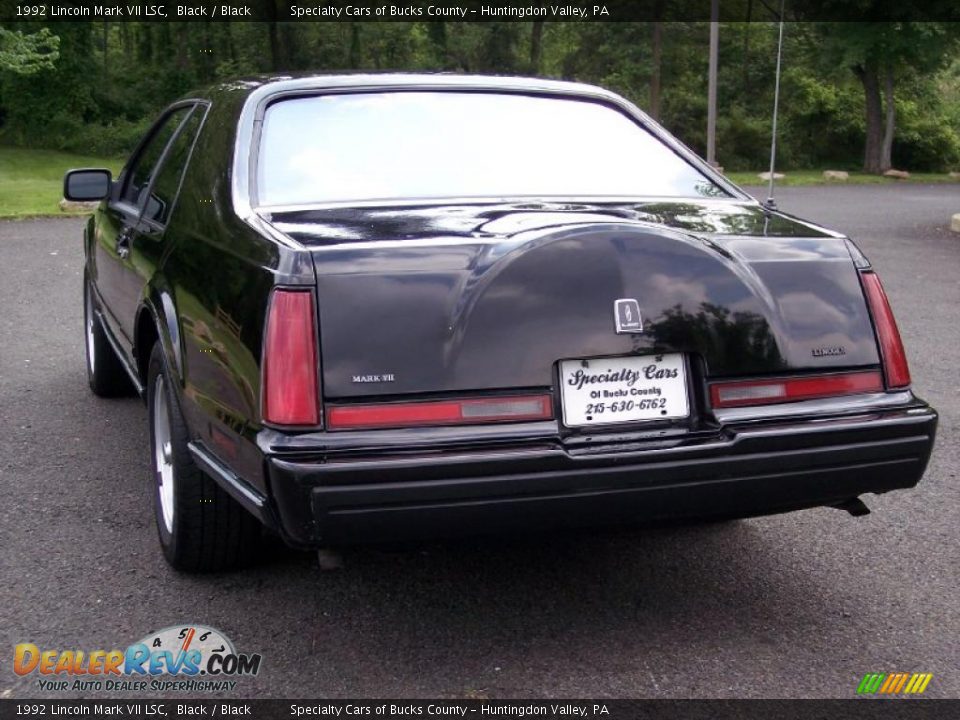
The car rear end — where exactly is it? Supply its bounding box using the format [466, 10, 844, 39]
[253, 234, 935, 547]
[241, 78, 936, 547]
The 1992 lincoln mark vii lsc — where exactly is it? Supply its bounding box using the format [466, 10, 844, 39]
[65, 74, 937, 571]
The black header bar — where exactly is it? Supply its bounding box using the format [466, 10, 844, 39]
[2, 700, 960, 720]
[2, 0, 959, 23]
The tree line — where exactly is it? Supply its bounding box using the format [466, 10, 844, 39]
[1, 17, 958, 173]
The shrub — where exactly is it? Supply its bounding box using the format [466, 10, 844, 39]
[894, 98, 960, 172]
[60, 119, 150, 157]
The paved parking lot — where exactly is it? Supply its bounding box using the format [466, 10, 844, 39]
[0, 185, 957, 698]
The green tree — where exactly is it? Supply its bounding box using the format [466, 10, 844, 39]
[0, 19, 957, 170]
[811, 21, 960, 173]
[0, 26, 59, 74]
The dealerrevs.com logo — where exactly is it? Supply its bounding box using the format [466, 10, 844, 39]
[14, 625, 262, 693]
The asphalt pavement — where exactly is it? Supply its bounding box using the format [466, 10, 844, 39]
[0, 185, 957, 699]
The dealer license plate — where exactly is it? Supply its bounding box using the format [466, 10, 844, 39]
[559, 354, 689, 427]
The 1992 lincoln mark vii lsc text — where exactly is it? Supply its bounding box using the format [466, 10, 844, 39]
[64, 74, 937, 571]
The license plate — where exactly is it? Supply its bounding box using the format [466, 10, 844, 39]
[559, 354, 689, 427]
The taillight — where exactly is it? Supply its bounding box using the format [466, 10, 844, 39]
[327, 395, 553, 430]
[710, 371, 883, 409]
[861, 271, 911, 389]
[262, 289, 320, 426]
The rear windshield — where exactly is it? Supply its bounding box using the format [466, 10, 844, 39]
[256, 91, 728, 206]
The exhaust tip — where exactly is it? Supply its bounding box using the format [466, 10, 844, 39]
[833, 497, 871, 517]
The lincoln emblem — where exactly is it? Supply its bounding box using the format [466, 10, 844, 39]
[614, 299, 644, 334]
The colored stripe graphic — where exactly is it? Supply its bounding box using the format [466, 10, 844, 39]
[879, 674, 897, 693]
[905, 673, 933, 694]
[892, 673, 909, 693]
[858, 673, 932, 694]
[857, 673, 885, 694]
[880, 673, 907, 693]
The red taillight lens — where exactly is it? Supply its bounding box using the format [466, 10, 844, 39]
[710, 371, 883, 409]
[861, 271, 911, 389]
[262, 289, 320, 426]
[327, 395, 553, 430]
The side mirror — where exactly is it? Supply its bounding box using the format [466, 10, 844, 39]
[63, 168, 112, 202]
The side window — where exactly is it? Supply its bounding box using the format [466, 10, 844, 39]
[142, 107, 206, 225]
[120, 106, 192, 208]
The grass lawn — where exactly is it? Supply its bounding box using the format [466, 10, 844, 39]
[728, 169, 960, 187]
[0, 146, 122, 219]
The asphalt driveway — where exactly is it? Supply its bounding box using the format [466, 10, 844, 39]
[0, 184, 957, 699]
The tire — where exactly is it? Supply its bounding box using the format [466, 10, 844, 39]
[146, 342, 261, 572]
[84, 272, 135, 397]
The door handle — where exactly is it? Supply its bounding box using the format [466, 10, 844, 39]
[116, 229, 132, 259]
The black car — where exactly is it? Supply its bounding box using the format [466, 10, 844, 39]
[65, 74, 937, 572]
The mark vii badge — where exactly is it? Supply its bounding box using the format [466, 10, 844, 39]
[614, 299, 643, 334]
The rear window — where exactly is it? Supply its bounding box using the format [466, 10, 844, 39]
[256, 92, 727, 207]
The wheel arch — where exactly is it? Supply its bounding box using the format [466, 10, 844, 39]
[135, 282, 184, 392]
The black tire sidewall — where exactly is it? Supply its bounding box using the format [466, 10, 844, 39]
[83, 271, 133, 397]
[145, 340, 261, 572]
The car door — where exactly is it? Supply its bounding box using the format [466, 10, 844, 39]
[94, 103, 194, 349]
[119, 103, 209, 347]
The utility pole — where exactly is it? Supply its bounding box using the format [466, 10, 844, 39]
[706, 0, 719, 167]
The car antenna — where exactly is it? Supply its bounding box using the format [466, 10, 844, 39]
[764, 0, 786, 212]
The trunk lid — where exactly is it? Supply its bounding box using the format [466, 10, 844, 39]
[267, 201, 880, 399]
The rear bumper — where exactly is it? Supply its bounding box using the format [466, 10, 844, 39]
[261, 403, 937, 546]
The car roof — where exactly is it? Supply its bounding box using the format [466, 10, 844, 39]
[203, 72, 622, 103]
